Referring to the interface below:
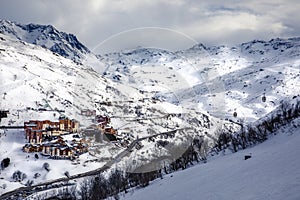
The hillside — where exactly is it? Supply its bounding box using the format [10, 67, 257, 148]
[100, 38, 300, 121]
[0, 20, 90, 62]
[0, 20, 299, 199]
[0, 20, 103, 71]
[0, 32, 131, 194]
[0, 32, 230, 196]
[0, 32, 123, 125]
[122, 117, 300, 200]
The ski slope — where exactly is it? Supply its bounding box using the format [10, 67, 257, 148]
[123, 118, 300, 200]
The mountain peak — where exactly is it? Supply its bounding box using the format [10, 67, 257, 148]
[0, 19, 90, 62]
[189, 43, 207, 50]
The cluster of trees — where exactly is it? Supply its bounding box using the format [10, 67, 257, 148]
[162, 138, 209, 174]
[78, 169, 162, 200]
[10, 162, 50, 185]
[12, 170, 27, 182]
[34, 185, 77, 200]
[166, 145, 198, 172]
[215, 99, 300, 153]
[75, 136, 211, 199]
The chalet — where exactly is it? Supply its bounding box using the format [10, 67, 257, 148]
[49, 146, 74, 159]
[42, 143, 74, 159]
[24, 138, 88, 160]
[24, 118, 79, 144]
[23, 144, 43, 153]
[82, 127, 101, 136]
[59, 147, 73, 158]
[101, 125, 117, 141]
[81, 109, 96, 117]
[104, 125, 117, 135]
[58, 118, 79, 133]
[72, 141, 88, 155]
[95, 115, 110, 125]
[81, 118, 117, 142]
[22, 117, 89, 160]
[42, 143, 52, 155]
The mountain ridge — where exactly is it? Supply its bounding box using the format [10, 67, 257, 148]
[0, 19, 90, 62]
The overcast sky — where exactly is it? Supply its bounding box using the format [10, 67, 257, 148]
[0, 0, 299, 53]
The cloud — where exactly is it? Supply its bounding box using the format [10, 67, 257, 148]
[179, 10, 291, 45]
[0, 0, 299, 53]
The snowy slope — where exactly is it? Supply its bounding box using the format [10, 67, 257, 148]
[1, 19, 299, 198]
[2, 20, 298, 123]
[122, 117, 300, 200]
[0, 20, 90, 62]
[0, 33, 131, 193]
[100, 38, 300, 122]
[0, 20, 104, 72]
[0, 32, 123, 126]
[0, 32, 232, 195]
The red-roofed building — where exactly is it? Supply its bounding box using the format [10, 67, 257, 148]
[24, 118, 79, 144]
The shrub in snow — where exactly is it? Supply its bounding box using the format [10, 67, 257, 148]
[157, 140, 169, 147]
[43, 162, 50, 172]
[25, 180, 34, 186]
[34, 172, 41, 179]
[12, 170, 27, 182]
[233, 111, 237, 117]
[1, 158, 10, 169]
[65, 171, 70, 178]
[244, 155, 252, 160]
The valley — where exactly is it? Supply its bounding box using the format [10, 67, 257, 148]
[0, 20, 299, 199]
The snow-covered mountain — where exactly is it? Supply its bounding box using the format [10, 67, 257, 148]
[0, 20, 299, 199]
[0, 20, 92, 63]
[100, 37, 300, 122]
[0, 30, 232, 195]
[0, 32, 125, 125]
